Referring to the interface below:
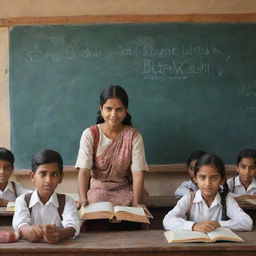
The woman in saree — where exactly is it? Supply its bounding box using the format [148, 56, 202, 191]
[75, 85, 149, 215]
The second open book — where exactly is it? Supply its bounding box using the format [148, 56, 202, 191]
[164, 228, 245, 243]
[79, 201, 150, 223]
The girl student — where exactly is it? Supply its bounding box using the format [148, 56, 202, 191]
[174, 150, 206, 199]
[163, 154, 252, 232]
[227, 149, 256, 198]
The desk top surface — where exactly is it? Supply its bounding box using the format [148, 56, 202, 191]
[1, 229, 256, 254]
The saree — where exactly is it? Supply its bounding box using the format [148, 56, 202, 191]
[87, 125, 139, 206]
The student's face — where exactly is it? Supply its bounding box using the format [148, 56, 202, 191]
[195, 165, 224, 201]
[100, 98, 127, 128]
[0, 160, 13, 186]
[188, 160, 196, 179]
[236, 157, 256, 186]
[31, 162, 63, 202]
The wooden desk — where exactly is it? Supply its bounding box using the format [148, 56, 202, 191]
[0, 207, 13, 226]
[0, 229, 256, 256]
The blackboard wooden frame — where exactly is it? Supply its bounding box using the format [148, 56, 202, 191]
[1, 13, 256, 26]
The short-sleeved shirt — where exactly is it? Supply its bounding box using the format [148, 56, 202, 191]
[227, 176, 256, 197]
[0, 180, 32, 201]
[75, 124, 148, 172]
[174, 179, 198, 199]
[12, 190, 81, 238]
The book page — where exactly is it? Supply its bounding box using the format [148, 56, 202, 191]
[164, 230, 210, 243]
[244, 198, 256, 206]
[6, 201, 15, 212]
[113, 206, 145, 216]
[208, 228, 245, 242]
[83, 201, 114, 214]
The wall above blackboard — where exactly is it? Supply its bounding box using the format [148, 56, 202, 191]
[10, 23, 256, 168]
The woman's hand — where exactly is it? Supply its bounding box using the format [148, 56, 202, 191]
[192, 220, 220, 233]
[76, 198, 88, 209]
[132, 203, 153, 219]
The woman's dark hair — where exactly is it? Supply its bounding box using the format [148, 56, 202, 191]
[0, 147, 14, 167]
[31, 149, 63, 173]
[194, 153, 229, 221]
[236, 149, 256, 166]
[96, 85, 132, 126]
[187, 150, 206, 167]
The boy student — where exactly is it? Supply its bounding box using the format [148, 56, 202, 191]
[0, 147, 31, 206]
[227, 149, 256, 198]
[12, 149, 80, 243]
[174, 150, 206, 199]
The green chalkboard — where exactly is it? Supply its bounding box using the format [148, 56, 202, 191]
[10, 23, 256, 168]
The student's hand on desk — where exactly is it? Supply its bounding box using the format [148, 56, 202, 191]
[132, 203, 153, 218]
[20, 224, 43, 242]
[0, 197, 9, 207]
[42, 224, 61, 244]
[192, 220, 220, 233]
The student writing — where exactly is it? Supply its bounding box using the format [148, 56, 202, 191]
[12, 149, 80, 243]
[174, 150, 206, 199]
[163, 154, 252, 232]
[0, 147, 31, 206]
[227, 149, 256, 198]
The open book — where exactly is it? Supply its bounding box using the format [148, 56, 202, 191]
[236, 196, 256, 206]
[6, 201, 15, 212]
[79, 201, 150, 223]
[164, 228, 245, 243]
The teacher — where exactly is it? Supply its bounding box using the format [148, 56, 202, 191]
[75, 85, 149, 209]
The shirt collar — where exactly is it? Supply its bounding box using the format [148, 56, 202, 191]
[235, 175, 256, 189]
[1, 180, 14, 193]
[29, 190, 59, 208]
[234, 175, 242, 186]
[193, 190, 222, 207]
[248, 177, 256, 189]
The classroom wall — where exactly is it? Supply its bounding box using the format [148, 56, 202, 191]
[0, 0, 251, 196]
[0, 0, 256, 18]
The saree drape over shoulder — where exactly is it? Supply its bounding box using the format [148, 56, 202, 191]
[88, 125, 140, 206]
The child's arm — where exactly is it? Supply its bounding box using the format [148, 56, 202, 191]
[61, 195, 81, 238]
[174, 180, 196, 199]
[219, 194, 253, 231]
[12, 194, 32, 231]
[19, 224, 43, 242]
[163, 193, 195, 231]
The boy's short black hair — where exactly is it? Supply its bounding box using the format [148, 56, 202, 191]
[0, 147, 14, 167]
[236, 149, 256, 166]
[31, 149, 63, 173]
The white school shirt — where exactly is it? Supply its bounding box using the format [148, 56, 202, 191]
[12, 190, 81, 238]
[163, 190, 252, 231]
[227, 176, 256, 197]
[0, 180, 32, 201]
[75, 125, 148, 172]
[174, 180, 198, 199]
